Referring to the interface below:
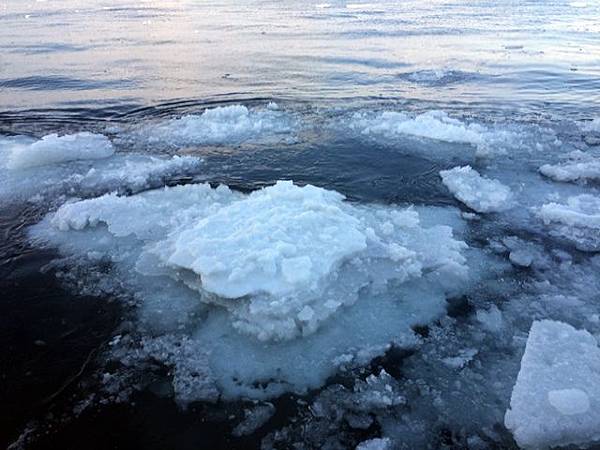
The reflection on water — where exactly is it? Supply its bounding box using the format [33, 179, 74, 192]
[1, 0, 599, 115]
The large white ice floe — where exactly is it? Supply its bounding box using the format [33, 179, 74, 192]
[439, 166, 512, 213]
[132, 103, 294, 148]
[505, 320, 600, 449]
[5, 132, 114, 169]
[32, 180, 473, 399]
[348, 110, 521, 156]
[539, 150, 600, 183]
[538, 194, 600, 251]
[0, 133, 203, 204]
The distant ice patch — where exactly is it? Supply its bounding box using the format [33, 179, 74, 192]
[505, 320, 600, 449]
[538, 194, 600, 251]
[5, 132, 114, 169]
[540, 150, 600, 183]
[401, 69, 477, 86]
[348, 110, 520, 156]
[31, 181, 472, 399]
[440, 166, 512, 213]
[133, 103, 294, 148]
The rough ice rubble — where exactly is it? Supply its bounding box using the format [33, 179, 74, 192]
[505, 320, 600, 449]
[4, 132, 114, 169]
[0, 133, 202, 204]
[32, 180, 472, 399]
[348, 110, 520, 156]
[439, 166, 512, 213]
[133, 103, 294, 148]
[538, 194, 600, 251]
[540, 150, 600, 183]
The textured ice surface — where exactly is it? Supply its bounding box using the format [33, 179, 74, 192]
[505, 320, 600, 449]
[4, 132, 114, 170]
[133, 103, 293, 148]
[538, 194, 600, 251]
[32, 180, 472, 399]
[348, 110, 520, 156]
[440, 166, 512, 213]
[540, 150, 600, 183]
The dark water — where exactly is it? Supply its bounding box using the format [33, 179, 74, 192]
[1, 0, 600, 448]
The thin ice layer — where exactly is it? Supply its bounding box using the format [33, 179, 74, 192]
[540, 150, 600, 183]
[32, 181, 471, 398]
[439, 166, 512, 213]
[6, 132, 114, 169]
[538, 194, 600, 251]
[505, 320, 600, 449]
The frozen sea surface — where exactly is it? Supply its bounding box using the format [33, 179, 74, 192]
[1, 1, 600, 449]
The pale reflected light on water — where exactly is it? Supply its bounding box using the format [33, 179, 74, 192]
[0, 0, 599, 115]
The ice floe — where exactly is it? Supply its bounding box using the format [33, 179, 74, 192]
[505, 320, 600, 449]
[131, 103, 294, 149]
[0, 134, 203, 204]
[31, 180, 473, 399]
[440, 166, 512, 213]
[348, 110, 521, 156]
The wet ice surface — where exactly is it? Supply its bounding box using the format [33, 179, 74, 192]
[2, 0, 600, 449]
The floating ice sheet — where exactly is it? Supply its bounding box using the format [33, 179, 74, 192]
[5, 132, 114, 170]
[31, 181, 472, 399]
[505, 320, 600, 449]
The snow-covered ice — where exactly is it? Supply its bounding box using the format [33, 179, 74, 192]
[439, 166, 512, 213]
[505, 320, 600, 449]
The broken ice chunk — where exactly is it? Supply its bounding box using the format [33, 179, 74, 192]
[440, 166, 512, 213]
[505, 320, 600, 449]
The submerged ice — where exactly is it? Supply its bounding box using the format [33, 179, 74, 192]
[33, 180, 472, 398]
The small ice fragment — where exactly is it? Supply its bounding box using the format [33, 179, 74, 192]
[509, 250, 533, 268]
[232, 403, 275, 436]
[440, 166, 512, 213]
[475, 305, 504, 333]
[356, 437, 393, 450]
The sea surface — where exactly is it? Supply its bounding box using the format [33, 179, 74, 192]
[1, 1, 600, 449]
